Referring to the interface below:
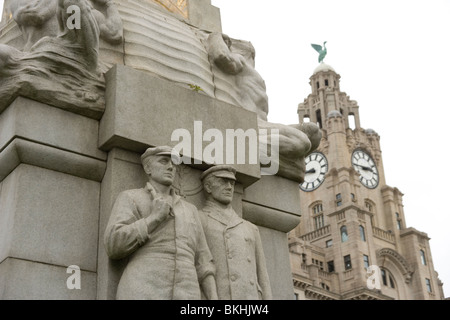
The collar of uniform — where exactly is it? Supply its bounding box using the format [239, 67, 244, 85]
[145, 182, 181, 205]
[202, 200, 243, 228]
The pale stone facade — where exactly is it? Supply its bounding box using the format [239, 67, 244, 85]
[289, 63, 445, 300]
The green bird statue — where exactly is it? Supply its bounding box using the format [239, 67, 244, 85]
[311, 41, 327, 63]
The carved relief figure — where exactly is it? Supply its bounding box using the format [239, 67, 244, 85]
[206, 32, 322, 182]
[199, 165, 272, 300]
[104, 146, 218, 300]
[0, 0, 123, 116]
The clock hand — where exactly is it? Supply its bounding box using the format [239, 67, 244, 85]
[305, 168, 316, 174]
[355, 164, 373, 172]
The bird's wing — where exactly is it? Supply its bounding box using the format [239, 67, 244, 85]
[311, 44, 323, 53]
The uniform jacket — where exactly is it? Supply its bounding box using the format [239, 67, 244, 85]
[199, 201, 272, 300]
[104, 183, 215, 300]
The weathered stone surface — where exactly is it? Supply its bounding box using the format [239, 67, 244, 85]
[243, 175, 301, 232]
[0, 97, 107, 182]
[0, 164, 100, 272]
[258, 227, 295, 300]
[0, 138, 107, 182]
[0, 97, 106, 160]
[99, 64, 261, 187]
[0, 258, 96, 300]
[0, 0, 124, 119]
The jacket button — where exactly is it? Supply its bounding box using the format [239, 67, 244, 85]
[231, 275, 237, 282]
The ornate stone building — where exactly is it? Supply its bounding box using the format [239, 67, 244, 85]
[289, 63, 445, 300]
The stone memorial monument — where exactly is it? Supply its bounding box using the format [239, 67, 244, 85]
[0, 0, 320, 299]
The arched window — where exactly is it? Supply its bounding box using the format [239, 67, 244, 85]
[359, 225, 366, 242]
[340, 226, 348, 242]
[312, 203, 324, 230]
[313, 203, 323, 214]
[381, 268, 396, 288]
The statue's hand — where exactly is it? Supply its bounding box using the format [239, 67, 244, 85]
[151, 197, 172, 223]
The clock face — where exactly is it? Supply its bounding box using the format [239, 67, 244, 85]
[352, 150, 379, 189]
[300, 152, 328, 192]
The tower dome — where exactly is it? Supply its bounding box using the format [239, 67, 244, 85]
[313, 62, 336, 75]
[327, 110, 343, 118]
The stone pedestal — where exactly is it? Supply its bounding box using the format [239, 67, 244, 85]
[0, 65, 301, 300]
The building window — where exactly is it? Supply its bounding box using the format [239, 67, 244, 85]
[336, 193, 342, 207]
[340, 226, 349, 242]
[327, 261, 335, 273]
[396, 212, 402, 230]
[365, 201, 373, 212]
[381, 269, 387, 286]
[359, 225, 366, 242]
[316, 82, 320, 89]
[316, 109, 323, 129]
[351, 193, 355, 201]
[420, 250, 427, 265]
[389, 275, 395, 289]
[326, 239, 333, 248]
[425, 278, 432, 293]
[314, 215, 325, 229]
[363, 255, 370, 269]
[325, 79, 329, 86]
[303, 115, 311, 123]
[321, 283, 330, 291]
[381, 269, 396, 288]
[344, 255, 352, 270]
[313, 203, 323, 214]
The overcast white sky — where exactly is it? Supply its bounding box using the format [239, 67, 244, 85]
[1, 0, 449, 298]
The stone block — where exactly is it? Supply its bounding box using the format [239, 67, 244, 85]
[258, 226, 295, 300]
[99, 65, 260, 188]
[188, 0, 222, 33]
[0, 97, 106, 161]
[0, 258, 96, 300]
[0, 164, 100, 272]
[243, 175, 301, 232]
[0, 138, 106, 182]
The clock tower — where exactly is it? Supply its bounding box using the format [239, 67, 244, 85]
[289, 63, 445, 300]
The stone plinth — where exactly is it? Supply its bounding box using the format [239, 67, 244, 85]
[0, 98, 105, 299]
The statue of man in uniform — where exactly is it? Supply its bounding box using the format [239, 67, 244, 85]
[104, 146, 218, 300]
[199, 165, 272, 300]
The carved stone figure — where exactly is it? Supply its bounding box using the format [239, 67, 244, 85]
[0, 0, 123, 117]
[104, 146, 218, 300]
[206, 32, 321, 182]
[199, 165, 272, 300]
